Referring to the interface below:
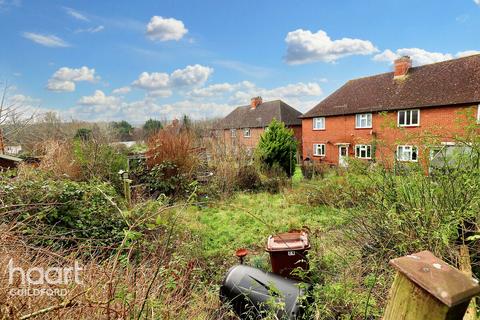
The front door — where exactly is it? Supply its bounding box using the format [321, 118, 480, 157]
[338, 145, 348, 167]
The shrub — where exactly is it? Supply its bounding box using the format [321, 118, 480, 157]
[0, 172, 128, 252]
[72, 139, 128, 190]
[146, 125, 199, 176]
[255, 119, 298, 177]
[37, 139, 82, 180]
[235, 165, 261, 191]
[143, 161, 196, 198]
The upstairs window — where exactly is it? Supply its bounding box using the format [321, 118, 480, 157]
[355, 145, 372, 159]
[230, 129, 236, 138]
[398, 109, 420, 127]
[313, 144, 326, 156]
[397, 145, 418, 162]
[313, 117, 325, 130]
[243, 128, 251, 138]
[355, 113, 372, 128]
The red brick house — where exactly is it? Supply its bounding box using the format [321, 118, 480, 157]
[301, 55, 480, 167]
[218, 97, 302, 150]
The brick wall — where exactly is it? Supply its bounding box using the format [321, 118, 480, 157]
[302, 104, 478, 166]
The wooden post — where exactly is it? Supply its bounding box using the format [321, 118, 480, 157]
[459, 245, 477, 320]
[384, 250, 480, 320]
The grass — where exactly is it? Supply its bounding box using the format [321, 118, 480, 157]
[180, 183, 343, 269]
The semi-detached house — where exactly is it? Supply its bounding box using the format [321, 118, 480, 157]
[217, 97, 302, 150]
[301, 54, 480, 167]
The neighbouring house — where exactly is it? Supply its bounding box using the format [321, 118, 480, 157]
[301, 54, 480, 167]
[217, 97, 303, 151]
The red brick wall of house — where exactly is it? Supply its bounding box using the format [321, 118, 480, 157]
[222, 125, 302, 150]
[302, 104, 478, 166]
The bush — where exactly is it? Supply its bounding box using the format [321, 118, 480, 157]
[146, 125, 198, 175]
[235, 165, 261, 191]
[143, 161, 196, 199]
[0, 172, 128, 252]
[301, 161, 330, 180]
[255, 119, 298, 177]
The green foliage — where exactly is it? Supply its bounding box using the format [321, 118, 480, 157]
[143, 119, 163, 138]
[111, 120, 133, 141]
[255, 119, 298, 177]
[73, 139, 128, 191]
[74, 128, 92, 141]
[0, 174, 128, 252]
[141, 161, 196, 199]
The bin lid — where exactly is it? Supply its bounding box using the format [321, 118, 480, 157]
[266, 230, 310, 252]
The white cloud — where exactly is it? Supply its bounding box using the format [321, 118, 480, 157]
[170, 64, 213, 87]
[189, 83, 235, 97]
[132, 64, 213, 95]
[474, 0, 480, 5]
[47, 66, 98, 92]
[78, 90, 119, 106]
[231, 81, 322, 104]
[65, 96, 231, 123]
[132, 72, 170, 91]
[46, 80, 76, 92]
[75, 25, 104, 34]
[456, 50, 480, 58]
[373, 48, 480, 66]
[146, 16, 188, 41]
[22, 32, 70, 48]
[64, 7, 89, 21]
[285, 29, 377, 64]
[186, 79, 323, 113]
[147, 89, 173, 98]
[112, 86, 131, 95]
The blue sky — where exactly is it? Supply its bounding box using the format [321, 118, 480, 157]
[1, 0, 479, 123]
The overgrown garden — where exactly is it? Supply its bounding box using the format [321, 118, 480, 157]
[1, 116, 480, 319]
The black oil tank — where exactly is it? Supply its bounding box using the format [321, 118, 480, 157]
[220, 265, 309, 319]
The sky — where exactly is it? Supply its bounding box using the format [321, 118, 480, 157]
[1, 0, 479, 124]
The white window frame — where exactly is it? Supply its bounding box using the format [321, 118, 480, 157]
[398, 109, 420, 127]
[355, 144, 372, 159]
[243, 128, 251, 138]
[355, 113, 372, 129]
[313, 117, 325, 130]
[397, 145, 419, 162]
[230, 129, 236, 138]
[313, 144, 326, 157]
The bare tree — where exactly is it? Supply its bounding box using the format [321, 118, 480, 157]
[0, 80, 35, 153]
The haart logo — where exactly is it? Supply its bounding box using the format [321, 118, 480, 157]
[7, 258, 83, 296]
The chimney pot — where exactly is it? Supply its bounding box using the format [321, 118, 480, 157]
[394, 56, 412, 78]
[250, 96, 263, 109]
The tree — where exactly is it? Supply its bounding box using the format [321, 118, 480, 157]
[181, 114, 191, 131]
[110, 121, 133, 141]
[143, 119, 163, 138]
[255, 119, 298, 177]
[74, 128, 93, 141]
[0, 81, 35, 152]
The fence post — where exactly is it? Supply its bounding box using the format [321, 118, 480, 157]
[383, 250, 480, 320]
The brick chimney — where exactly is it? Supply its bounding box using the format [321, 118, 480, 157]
[394, 56, 412, 78]
[250, 96, 263, 109]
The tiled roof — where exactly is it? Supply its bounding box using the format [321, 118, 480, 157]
[218, 100, 302, 129]
[302, 54, 480, 118]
